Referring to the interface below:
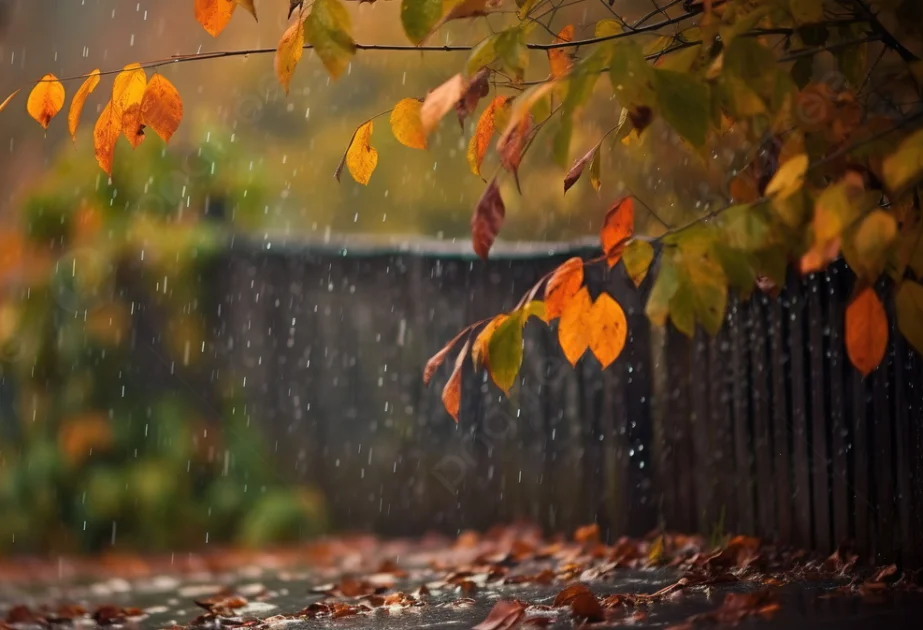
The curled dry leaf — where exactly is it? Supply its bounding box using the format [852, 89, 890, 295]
[390, 98, 427, 149]
[845, 285, 888, 377]
[601, 197, 635, 267]
[0, 88, 20, 113]
[497, 114, 532, 193]
[442, 339, 470, 422]
[27, 74, 65, 129]
[587, 293, 628, 369]
[564, 144, 600, 193]
[140, 75, 183, 143]
[275, 19, 306, 95]
[472, 599, 526, 630]
[471, 178, 506, 260]
[421, 73, 466, 135]
[424, 329, 467, 384]
[195, 0, 236, 37]
[68, 70, 101, 141]
[544, 257, 584, 320]
[456, 68, 490, 127]
[467, 96, 510, 177]
[337, 120, 378, 185]
[558, 286, 592, 365]
[548, 25, 575, 79]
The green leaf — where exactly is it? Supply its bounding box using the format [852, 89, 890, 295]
[487, 310, 524, 393]
[720, 5, 772, 46]
[719, 203, 771, 251]
[609, 41, 655, 108]
[675, 249, 728, 335]
[714, 243, 757, 301]
[669, 277, 697, 337]
[305, 0, 356, 79]
[521, 300, 546, 322]
[657, 44, 702, 73]
[564, 45, 610, 112]
[754, 243, 789, 286]
[553, 116, 573, 168]
[843, 209, 898, 282]
[595, 19, 622, 38]
[883, 127, 923, 195]
[516, 0, 540, 18]
[645, 251, 679, 326]
[466, 35, 498, 76]
[495, 27, 528, 80]
[896, 280, 923, 356]
[652, 68, 710, 147]
[623, 239, 654, 288]
[400, 0, 444, 45]
[589, 145, 601, 191]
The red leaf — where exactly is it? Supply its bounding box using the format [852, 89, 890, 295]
[563, 144, 598, 194]
[442, 338, 471, 423]
[473, 600, 526, 630]
[600, 197, 635, 267]
[456, 68, 491, 128]
[472, 178, 506, 261]
[497, 114, 533, 194]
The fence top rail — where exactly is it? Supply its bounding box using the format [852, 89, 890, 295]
[228, 232, 602, 260]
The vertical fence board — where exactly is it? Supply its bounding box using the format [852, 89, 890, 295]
[788, 283, 813, 549]
[808, 275, 832, 553]
[769, 298, 793, 544]
[750, 296, 775, 539]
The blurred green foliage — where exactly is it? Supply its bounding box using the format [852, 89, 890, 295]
[0, 134, 328, 555]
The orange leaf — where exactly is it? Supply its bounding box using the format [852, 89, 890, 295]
[442, 338, 471, 423]
[845, 285, 888, 377]
[275, 18, 305, 95]
[390, 98, 427, 150]
[421, 73, 466, 135]
[544, 257, 584, 320]
[587, 293, 627, 369]
[467, 96, 509, 177]
[472, 314, 509, 369]
[558, 286, 592, 365]
[548, 25, 574, 79]
[497, 113, 532, 192]
[26, 73, 65, 129]
[68, 69, 101, 141]
[112, 64, 147, 145]
[93, 100, 121, 176]
[140, 74, 183, 143]
[195, 0, 236, 37]
[121, 103, 146, 149]
[424, 335, 458, 385]
[0, 88, 20, 113]
[601, 197, 634, 267]
[471, 178, 505, 260]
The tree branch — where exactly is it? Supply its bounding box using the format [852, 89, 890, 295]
[847, 0, 919, 62]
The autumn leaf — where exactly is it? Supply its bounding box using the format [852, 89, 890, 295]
[424, 332, 465, 384]
[401, 0, 444, 45]
[473, 600, 526, 630]
[883, 127, 923, 196]
[844, 209, 897, 282]
[559, 286, 592, 365]
[112, 64, 147, 146]
[601, 197, 634, 267]
[140, 74, 183, 143]
[652, 68, 710, 147]
[472, 314, 509, 369]
[67, 70, 100, 141]
[390, 98, 427, 149]
[471, 178, 505, 260]
[427, 0, 495, 42]
[587, 293, 627, 369]
[589, 146, 601, 191]
[845, 285, 888, 377]
[421, 73, 465, 135]
[442, 338, 470, 422]
[646, 252, 679, 326]
[0, 89, 20, 113]
[93, 100, 121, 176]
[306, 0, 357, 79]
[467, 96, 509, 177]
[497, 81, 555, 144]
[195, 0, 236, 37]
[275, 18, 306, 94]
[456, 68, 490, 127]
[548, 25, 574, 79]
[121, 103, 146, 149]
[236, 0, 257, 20]
[544, 257, 584, 320]
[765, 153, 808, 199]
[564, 144, 600, 193]
[487, 311, 523, 394]
[497, 113, 532, 192]
[27, 73, 65, 129]
[339, 120, 378, 185]
[623, 239, 654, 287]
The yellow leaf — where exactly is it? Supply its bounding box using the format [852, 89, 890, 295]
[112, 64, 147, 145]
[140, 74, 184, 143]
[601, 197, 634, 267]
[558, 286, 592, 366]
[764, 153, 808, 200]
[236, 0, 258, 20]
[847, 209, 897, 281]
[544, 257, 584, 321]
[548, 25, 574, 79]
[275, 18, 305, 95]
[195, 0, 236, 37]
[68, 69, 101, 141]
[467, 96, 508, 176]
[442, 338, 470, 423]
[26, 73, 65, 129]
[0, 89, 21, 114]
[421, 73, 465, 135]
[390, 98, 427, 149]
[845, 285, 888, 377]
[472, 314, 509, 370]
[623, 239, 654, 287]
[344, 120, 378, 185]
[93, 100, 121, 176]
[587, 293, 627, 369]
[305, 0, 356, 79]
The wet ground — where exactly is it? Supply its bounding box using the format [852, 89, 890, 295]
[1, 526, 921, 629]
